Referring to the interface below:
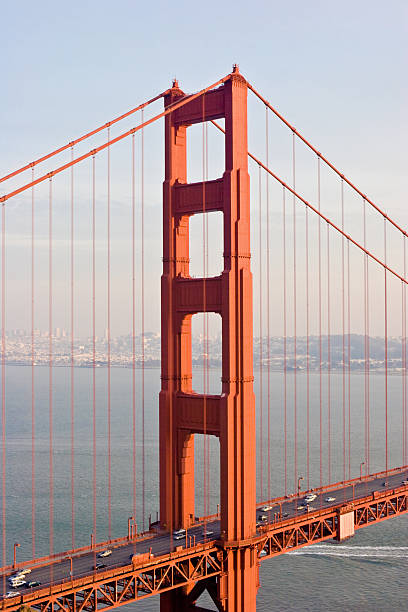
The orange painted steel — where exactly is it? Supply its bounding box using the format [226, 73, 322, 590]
[0, 90, 170, 184]
[2, 72, 408, 612]
[257, 485, 408, 562]
[257, 464, 408, 510]
[1, 545, 223, 612]
[0, 76, 230, 205]
[2, 484, 408, 612]
[247, 82, 408, 238]
[159, 66, 257, 611]
[211, 120, 408, 287]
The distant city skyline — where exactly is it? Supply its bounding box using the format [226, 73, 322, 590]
[2, 1, 407, 341]
[2, 329, 406, 372]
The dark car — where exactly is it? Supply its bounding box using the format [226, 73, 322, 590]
[28, 581, 41, 588]
[94, 563, 106, 570]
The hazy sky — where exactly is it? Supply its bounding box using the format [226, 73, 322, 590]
[1, 1, 407, 337]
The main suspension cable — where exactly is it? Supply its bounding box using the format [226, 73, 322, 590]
[0, 89, 170, 184]
[246, 82, 408, 240]
[210, 119, 408, 286]
[1, 75, 231, 205]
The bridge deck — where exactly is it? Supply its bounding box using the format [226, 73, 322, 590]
[1, 466, 407, 610]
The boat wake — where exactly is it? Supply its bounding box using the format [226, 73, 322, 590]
[289, 545, 408, 559]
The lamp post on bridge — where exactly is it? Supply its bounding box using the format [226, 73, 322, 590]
[13, 542, 20, 569]
[297, 476, 304, 497]
[128, 516, 135, 540]
[360, 462, 365, 481]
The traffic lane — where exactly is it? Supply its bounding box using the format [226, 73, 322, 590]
[0, 521, 221, 596]
[256, 469, 408, 521]
[2, 470, 407, 596]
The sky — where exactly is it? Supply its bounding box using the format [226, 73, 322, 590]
[1, 0, 407, 338]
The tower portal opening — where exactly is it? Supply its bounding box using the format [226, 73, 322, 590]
[191, 312, 222, 396]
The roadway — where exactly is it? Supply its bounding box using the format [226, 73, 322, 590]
[1, 467, 407, 599]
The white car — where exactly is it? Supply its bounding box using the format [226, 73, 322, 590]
[20, 569, 31, 575]
[297, 504, 306, 511]
[261, 505, 273, 512]
[9, 580, 26, 588]
[325, 496, 336, 502]
[174, 533, 185, 540]
[259, 548, 267, 557]
[202, 530, 213, 536]
[304, 494, 317, 503]
[5, 592, 20, 598]
[173, 528, 186, 536]
[98, 549, 112, 558]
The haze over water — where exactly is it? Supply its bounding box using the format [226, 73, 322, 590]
[3, 365, 407, 611]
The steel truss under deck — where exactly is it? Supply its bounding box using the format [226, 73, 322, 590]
[2, 485, 407, 612]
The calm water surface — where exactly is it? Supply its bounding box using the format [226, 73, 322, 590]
[2, 366, 407, 610]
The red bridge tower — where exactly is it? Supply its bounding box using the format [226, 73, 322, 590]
[160, 66, 257, 611]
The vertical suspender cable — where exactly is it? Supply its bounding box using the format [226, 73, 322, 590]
[305, 199, 310, 490]
[404, 236, 407, 465]
[258, 166, 263, 500]
[363, 201, 367, 470]
[141, 109, 145, 530]
[131, 134, 136, 520]
[206, 121, 210, 515]
[367, 222, 370, 474]
[347, 240, 351, 479]
[402, 273, 406, 466]
[2, 202, 6, 583]
[384, 218, 388, 472]
[107, 130, 112, 541]
[70, 147, 75, 548]
[292, 132, 297, 491]
[341, 180, 346, 483]
[317, 157, 322, 487]
[31, 169, 36, 557]
[327, 223, 331, 484]
[92, 155, 97, 546]
[363, 198, 369, 474]
[283, 187, 287, 496]
[265, 107, 271, 500]
[48, 177, 54, 569]
[202, 94, 208, 524]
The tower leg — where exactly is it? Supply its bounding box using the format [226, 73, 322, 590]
[218, 550, 257, 611]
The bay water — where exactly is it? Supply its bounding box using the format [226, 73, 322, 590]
[2, 365, 408, 610]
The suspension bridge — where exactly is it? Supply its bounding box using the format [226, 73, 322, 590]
[1, 65, 407, 611]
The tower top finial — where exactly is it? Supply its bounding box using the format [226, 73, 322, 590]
[232, 63, 240, 74]
[172, 77, 179, 88]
